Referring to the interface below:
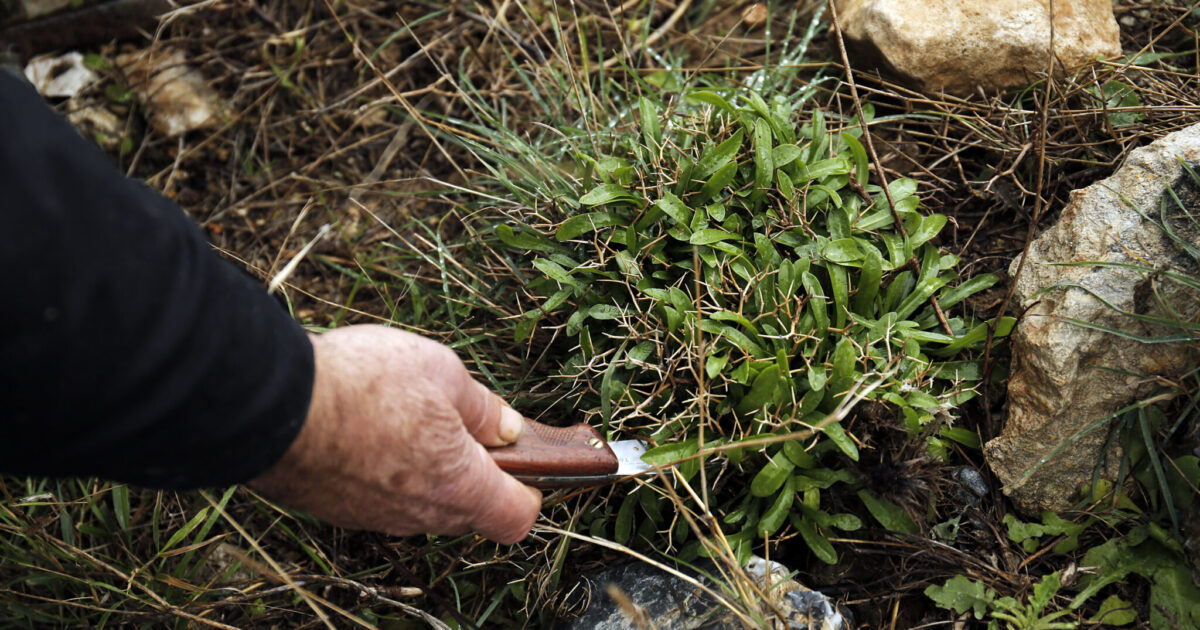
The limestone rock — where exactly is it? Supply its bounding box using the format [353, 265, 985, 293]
[833, 0, 1121, 95]
[985, 124, 1200, 513]
[558, 556, 851, 630]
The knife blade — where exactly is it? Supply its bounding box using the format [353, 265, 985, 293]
[487, 418, 652, 488]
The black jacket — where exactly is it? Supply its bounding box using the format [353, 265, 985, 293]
[0, 71, 312, 489]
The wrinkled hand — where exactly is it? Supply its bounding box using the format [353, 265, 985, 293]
[249, 325, 542, 544]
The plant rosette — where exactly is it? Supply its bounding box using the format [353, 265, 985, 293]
[486, 86, 1011, 562]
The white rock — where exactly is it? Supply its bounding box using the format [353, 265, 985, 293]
[985, 123, 1200, 512]
[24, 52, 97, 98]
[833, 0, 1122, 95]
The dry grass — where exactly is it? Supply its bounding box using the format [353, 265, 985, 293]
[1, 1, 1197, 628]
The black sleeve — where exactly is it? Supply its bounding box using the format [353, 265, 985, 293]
[0, 71, 314, 489]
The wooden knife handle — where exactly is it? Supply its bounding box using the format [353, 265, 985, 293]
[488, 418, 619, 479]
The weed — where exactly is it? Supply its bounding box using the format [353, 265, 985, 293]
[437, 37, 1013, 575]
[927, 571, 1077, 629]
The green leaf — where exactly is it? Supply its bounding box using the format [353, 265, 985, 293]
[690, 229, 737, 245]
[830, 513, 862, 531]
[589, 304, 623, 320]
[905, 390, 940, 410]
[641, 440, 697, 467]
[158, 508, 210, 556]
[1093, 80, 1145, 127]
[1150, 564, 1200, 630]
[699, 160, 738, 200]
[905, 213, 947, 248]
[937, 273, 998, 310]
[638, 95, 662, 148]
[705, 352, 728, 379]
[555, 212, 626, 241]
[695, 130, 744, 179]
[798, 387, 823, 414]
[580, 183, 637, 206]
[1030, 571, 1061, 611]
[737, 365, 782, 414]
[802, 158, 850, 181]
[795, 517, 838, 564]
[771, 143, 802, 168]
[496, 224, 562, 252]
[807, 364, 827, 392]
[827, 263, 849, 329]
[783, 441, 814, 468]
[940, 426, 981, 449]
[802, 271, 829, 336]
[614, 492, 638, 546]
[751, 451, 796, 497]
[854, 245, 883, 316]
[1088, 595, 1135, 626]
[753, 118, 774, 192]
[822, 238, 863, 264]
[700, 319, 769, 358]
[709, 309, 756, 332]
[754, 233, 783, 267]
[887, 177, 918, 201]
[667, 287, 692, 314]
[758, 477, 796, 537]
[514, 318, 535, 342]
[925, 575, 994, 619]
[533, 258, 582, 290]
[599, 340, 626, 428]
[840, 132, 869, 185]
[112, 485, 130, 532]
[654, 191, 694, 226]
[931, 317, 1017, 355]
[893, 275, 948, 321]
[686, 90, 737, 117]
[858, 490, 919, 534]
[777, 169, 795, 199]
[819, 420, 859, 461]
[1167, 455, 1200, 511]
[832, 337, 855, 380]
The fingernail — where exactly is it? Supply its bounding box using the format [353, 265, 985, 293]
[526, 486, 543, 506]
[499, 406, 524, 443]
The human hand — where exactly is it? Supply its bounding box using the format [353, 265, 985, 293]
[249, 325, 542, 543]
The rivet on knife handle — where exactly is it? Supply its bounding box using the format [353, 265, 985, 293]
[488, 418, 619, 482]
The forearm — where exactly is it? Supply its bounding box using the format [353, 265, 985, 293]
[0, 72, 312, 488]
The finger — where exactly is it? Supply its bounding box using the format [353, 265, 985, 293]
[449, 369, 523, 447]
[462, 444, 543, 544]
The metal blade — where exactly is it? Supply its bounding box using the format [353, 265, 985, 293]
[609, 440, 652, 477]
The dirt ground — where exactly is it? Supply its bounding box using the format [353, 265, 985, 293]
[7, 0, 1200, 627]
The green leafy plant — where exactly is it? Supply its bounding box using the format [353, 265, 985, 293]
[451, 68, 1011, 565]
[927, 572, 1077, 630]
[1088, 80, 1145, 129]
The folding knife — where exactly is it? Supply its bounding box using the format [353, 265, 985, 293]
[487, 418, 652, 488]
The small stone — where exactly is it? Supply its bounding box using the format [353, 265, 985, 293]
[116, 48, 222, 138]
[952, 466, 989, 505]
[23, 52, 97, 98]
[742, 3, 769, 27]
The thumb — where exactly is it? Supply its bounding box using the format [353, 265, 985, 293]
[450, 369, 524, 447]
[463, 443, 542, 544]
